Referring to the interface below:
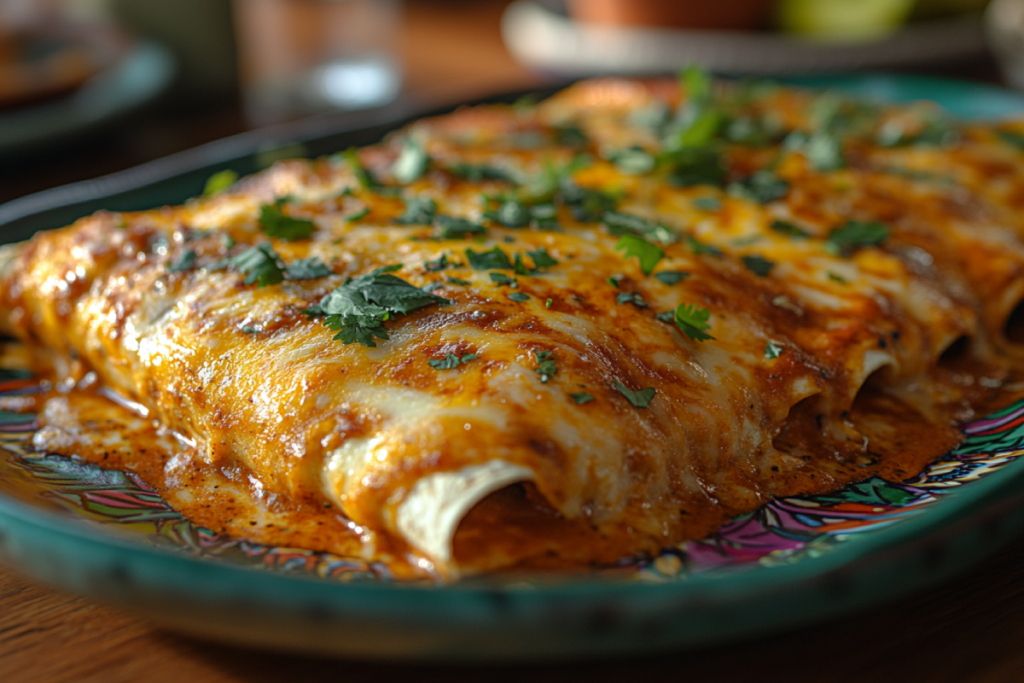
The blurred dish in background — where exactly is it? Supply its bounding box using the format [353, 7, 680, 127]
[503, 0, 989, 76]
[233, 0, 402, 126]
[987, 0, 1024, 89]
[0, 20, 128, 110]
[0, 39, 174, 157]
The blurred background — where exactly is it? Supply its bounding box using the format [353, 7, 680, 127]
[0, 0, 1017, 206]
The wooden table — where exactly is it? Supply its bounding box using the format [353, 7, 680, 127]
[3, 2, 1023, 681]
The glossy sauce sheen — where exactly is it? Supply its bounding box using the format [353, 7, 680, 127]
[5, 77, 1024, 578]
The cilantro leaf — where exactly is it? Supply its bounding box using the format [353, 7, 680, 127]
[805, 132, 845, 171]
[392, 139, 429, 184]
[728, 170, 788, 204]
[490, 272, 516, 285]
[673, 303, 714, 341]
[612, 380, 656, 408]
[168, 250, 196, 273]
[424, 254, 449, 272]
[446, 276, 471, 285]
[608, 147, 656, 175]
[484, 199, 532, 228]
[449, 162, 518, 184]
[998, 130, 1024, 151]
[428, 353, 478, 370]
[534, 350, 557, 382]
[555, 125, 588, 148]
[396, 197, 437, 225]
[602, 211, 675, 244]
[559, 183, 617, 222]
[686, 235, 723, 257]
[203, 169, 238, 196]
[693, 196, 722, 211]
[286, 258, 333, 280]
[827, 271, 848, 284]
[258, 203, 315, 241]
[308, 265, 449, 347]
[615, 234, 664, 276]
[742, 254, 775, 277]
[765, 341, 783, 359]
[826, 220, 890, 256]
[770, 219, 810, 239]
[221, 243, 285, 287]
[662, 147, 726, 187]
[569, 391, 595, 405]
[509, 292, 530, 302]
[343, 147, 378, 189]
[437, 215, 486, 239]
[616, 291, 647, 308]
[655, 271, 690, 285]
[466, 246, 512, 270]
[525, 247, 558, 269]
[607, 275, 622, 289]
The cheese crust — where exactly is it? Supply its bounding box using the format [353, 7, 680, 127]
[4, 76, 1024, 577]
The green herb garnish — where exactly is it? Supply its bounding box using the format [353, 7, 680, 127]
[612, 380, 656, 408]
[673, 303, 714, 341]
[215, 243, 285, 287]
[396, 197, 437, 225]
[258, 203, 316, 241]
[484, 199, 532, 228]
[168, 250, 196, 273]
[616, 291, 647, 308]
[534, 350, 557, 383]
[686, 235, 723, 257]
[826, 220, 889, 256]
[438, 215, 486, 239]
[449, 162, 518, 184]
[428, 353, 478, 370]
[615, 234, 664, 276]
[466, 246, 512, 270]
[286, 258, 333, 280]
[392, 139, 429, 184]
[569, 391, 595, 405]
[742, 254, 775, 277]
[203, 169, 238, 196]
[490, 272, 516, 285]
[765, 341, 783, 359]
[654, 271, 690, 285]
[508, 292, 530, 302]
[424, 254, 449, 272]
[770, 219, 810, 239]
[728, 170, 788, 204]
[693, 196, 722, 211]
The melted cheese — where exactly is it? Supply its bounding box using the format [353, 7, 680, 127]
[4, 77, 1024, 577]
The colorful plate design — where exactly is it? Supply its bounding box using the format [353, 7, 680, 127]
[3, 75, 1024, 660]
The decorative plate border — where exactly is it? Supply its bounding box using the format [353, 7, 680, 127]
[2, 375, 1022, 584]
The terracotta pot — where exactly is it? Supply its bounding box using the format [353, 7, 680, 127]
[566, 0, 772, 30]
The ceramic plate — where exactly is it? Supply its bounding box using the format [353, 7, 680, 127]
[2, 75, 1024, 661]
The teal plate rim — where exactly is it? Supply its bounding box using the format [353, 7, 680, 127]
[3, 74, 1024, 661]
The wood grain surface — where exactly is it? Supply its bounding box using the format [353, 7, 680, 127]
[2, 1, 1021, 681]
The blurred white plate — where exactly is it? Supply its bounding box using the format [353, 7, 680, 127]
[502, 0, 988, 76]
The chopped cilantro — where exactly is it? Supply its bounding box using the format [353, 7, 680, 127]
[673, 303, 714, 341]
[546, 298, 553, 308]
[203, 169, 238, 196]
[392, 139, 429, 184]
[446, 276, 471, 285]
[608, 147, 656, 175]
[602, 211, 675, 244]
[509, 292, 530, 302]
[258, 203, 315, 241]
[216, 243, 285, 287]
[555, 125, 588, 148]
[513, 252, 529, 275]
[168, 250, 196, 273]
[559, 183, 617, 222]
[662, 147, 726, 187]
[765, 341, 783, 359]
[742, 254, 775, 277]
[484, 199, 531, 228]
[612, 380, 656, 408]
[286, 258, 333, 280]
[466, 246, 512, 270]
[490, 272, 516, 285]
[428, 353, 478, 370]
[656, 311, 674, 323]
[569, 391, 595, 405]
[805, 131, 845, 171]
[342, 147, 378, 189]
[221, 233, 235, 249]
[449, 162, 518, 184]
[241, 325, 262, 334]
[616, 291, 647, 308]
[655, 271, 690, 285]
[396, 197, 437, 225]
[424, 254, 449, 272]
[607, 275, 622, 288]
[728, 170, 788, 204]
[526, 247, 558, 269]
[422, 282, 446, 292]
[438, 215, 486, 239]
[534, 350, 557, 382]
[827, 271, 848, 284]
[345, 207, 370, 222]
[770, 219, 810, 239]
[615, 234, 664, 276]
[686, 235, 723, 257]
[826, 220, 890, 256]
[305, 265, 449, 347]
[693, 196, 722, 211]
